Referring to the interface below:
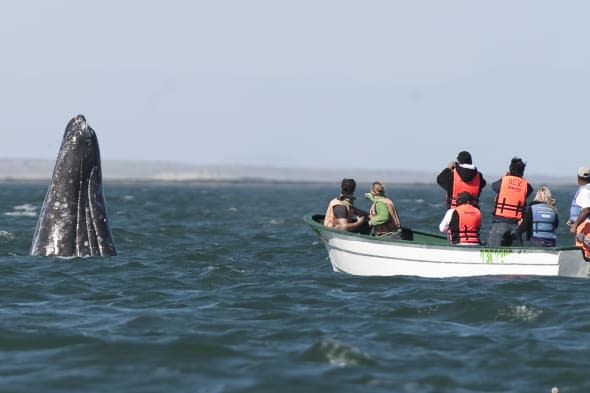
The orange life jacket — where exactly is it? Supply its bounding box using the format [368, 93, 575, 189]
[323, 198, 353, 227]
[448, 170, 481, 207]
[369, 197, 400, 236]
[575, 220, 590, 260]
[493, 175, 528, 220]
[451, 204, 481, 244]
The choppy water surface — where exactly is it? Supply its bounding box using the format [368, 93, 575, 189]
[1, 181, 589, 393]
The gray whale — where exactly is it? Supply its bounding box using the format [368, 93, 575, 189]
[30, 115, 117, 256]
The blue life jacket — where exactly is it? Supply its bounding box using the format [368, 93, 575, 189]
[570, 188, 581, 223]
[531, 203, 557, 240]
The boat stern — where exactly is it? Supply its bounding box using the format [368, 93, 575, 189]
[557, 249, 590, 278]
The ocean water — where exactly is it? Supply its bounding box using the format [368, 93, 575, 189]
[1, 181, 589, 393]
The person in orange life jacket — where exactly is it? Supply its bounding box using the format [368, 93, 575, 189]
[487, 157, 533, 247]
[436, 150, 486, 209]
[323, 178, 370, 234]
[514, 186, 559, 247]
[438, 191, 482, 245]
[568, 167, 590, 260]
[364, 181, 401, 237]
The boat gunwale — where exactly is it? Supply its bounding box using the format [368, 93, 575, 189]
[303, 213, 580, 253]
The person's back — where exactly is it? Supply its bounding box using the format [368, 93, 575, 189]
[487, 157, 533, 247]
[453, 203, 482, 245]
[366, 181, 401, 237]
[436, 150, 486, 208]
[515, 186, 558, 247]
[439, 191, 481, 245]
[323, 178, 369, 234]
[493, 175, 529, 220]
[323, 198, 352, 227]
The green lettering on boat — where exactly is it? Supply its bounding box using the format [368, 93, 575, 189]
[480, 248, 513, 264]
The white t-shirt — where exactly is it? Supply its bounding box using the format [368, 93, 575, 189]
[575, 184, 590, 210]
[439, 208, 455, 233]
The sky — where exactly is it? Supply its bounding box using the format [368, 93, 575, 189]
[1, 1, 589, 177]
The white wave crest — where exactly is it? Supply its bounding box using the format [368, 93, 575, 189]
[0, 230, 15, 240]
[498, 304, 543, 321]
[4, 203, 37, 217]
[316, 339, 372, 367]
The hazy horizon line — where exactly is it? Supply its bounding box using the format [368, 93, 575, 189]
[0, 158, 576, 185]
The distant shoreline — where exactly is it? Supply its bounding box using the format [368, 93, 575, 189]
[0, 159, 574, 185]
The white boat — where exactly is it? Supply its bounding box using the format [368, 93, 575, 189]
[304, 214, 590, 278]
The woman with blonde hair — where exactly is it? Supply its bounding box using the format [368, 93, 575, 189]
[365, 181, 402, 237]
[515, 186, 559, 247]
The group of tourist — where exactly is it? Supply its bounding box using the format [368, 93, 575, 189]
[436, 152, 551, 247]
[323, 150, 590, 259]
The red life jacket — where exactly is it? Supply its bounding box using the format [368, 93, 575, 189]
[575, 220, 590, 260]
[369, 197, 400, 236]
[494, 175, 528, 220]
[323, 198, 352, 227]
[448, 170, 481, 207]
[450, 204, 481, 244]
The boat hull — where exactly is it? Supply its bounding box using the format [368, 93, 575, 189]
[305, 214, 590, 278]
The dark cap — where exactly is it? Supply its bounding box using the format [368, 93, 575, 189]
[341, 178, 356, 195]
[456, 151, 472, 165]
[456, 191, 472, 205]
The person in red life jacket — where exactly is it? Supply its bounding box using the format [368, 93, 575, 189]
[436, 150, 486, 209]
[438, 191, 482, 245]
[568, 167, 590, 260]
[323, 178, 370, 234]
[365, 181, 402, 237]
[487, 157, 533, 247]
[514, 186, 559, 247]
